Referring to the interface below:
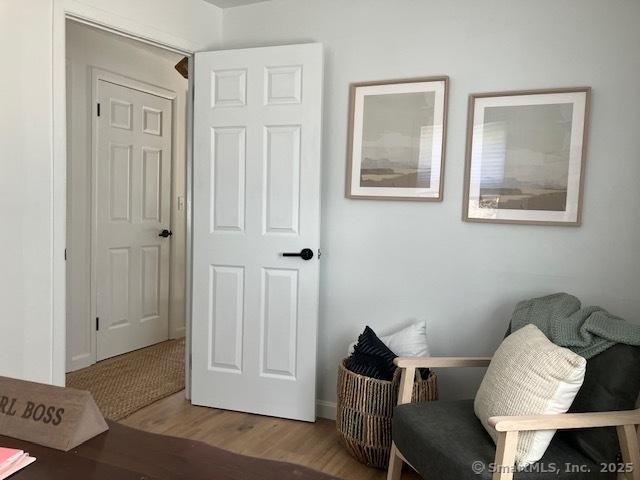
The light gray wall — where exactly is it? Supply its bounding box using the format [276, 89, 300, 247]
[66, 22, 188, 371]
[221, 0, 640, 414]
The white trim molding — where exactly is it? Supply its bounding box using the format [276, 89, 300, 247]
[316, 399, 337, 420]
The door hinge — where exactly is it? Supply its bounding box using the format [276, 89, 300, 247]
[64, 248, 67, 261]
[96, 317, 100, 331]
[97, 103, 101, 117]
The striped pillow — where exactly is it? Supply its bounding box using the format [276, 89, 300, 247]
[347, 326, 397, 381]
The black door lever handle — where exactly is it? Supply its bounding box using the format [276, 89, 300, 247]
[282, 248, 314, 260]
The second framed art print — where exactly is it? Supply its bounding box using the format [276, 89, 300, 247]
[463, 87, 591, 225]
[346, 77, 449, 201]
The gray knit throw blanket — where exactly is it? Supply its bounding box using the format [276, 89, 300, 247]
[510, 293, 640, 359]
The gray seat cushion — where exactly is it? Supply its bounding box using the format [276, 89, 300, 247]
[393, 400, 615, 479]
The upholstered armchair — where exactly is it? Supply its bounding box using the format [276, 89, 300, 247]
[387, 347, 640, 480]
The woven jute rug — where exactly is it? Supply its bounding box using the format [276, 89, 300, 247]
[66, 338, 185, 421]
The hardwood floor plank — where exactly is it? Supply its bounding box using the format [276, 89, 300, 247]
[121, 391, 421, 480]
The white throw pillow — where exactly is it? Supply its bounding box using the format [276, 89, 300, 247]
[381, 320, 430, 357]
[347, 321, 430, 357]
[474, 324, 586, 469]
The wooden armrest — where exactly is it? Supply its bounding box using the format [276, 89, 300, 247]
[394, 356, 492, 369]
[488, 411, 640, 480]
[489, 409, 640, 432]
[394, 356, 492, 406]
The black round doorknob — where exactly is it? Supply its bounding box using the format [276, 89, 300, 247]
[159, 229, 173, 238]
[282, 248, 314, 260]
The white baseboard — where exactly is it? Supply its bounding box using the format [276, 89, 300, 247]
[170, 326, 186, 339]
[66, 352, 94, 374]
[316, 399, 337, 420]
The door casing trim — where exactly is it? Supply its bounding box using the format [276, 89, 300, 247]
[53, 2, 196, 393]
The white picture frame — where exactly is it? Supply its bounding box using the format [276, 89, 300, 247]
[463, 88, 591, 226]
[346, 77, 449, 201]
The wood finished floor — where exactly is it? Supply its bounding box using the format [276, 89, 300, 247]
[121, 391, 421, 480]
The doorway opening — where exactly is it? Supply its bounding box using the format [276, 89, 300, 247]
[64, 19, 190, 420]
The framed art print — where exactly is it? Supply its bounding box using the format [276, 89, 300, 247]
[463, 87, 591, 225]
[346, 77, 449, 201]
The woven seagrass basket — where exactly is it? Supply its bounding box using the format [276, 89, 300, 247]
[336, 359, 438, 469]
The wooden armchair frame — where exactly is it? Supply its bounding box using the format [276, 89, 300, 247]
[387, 357, 640, 480]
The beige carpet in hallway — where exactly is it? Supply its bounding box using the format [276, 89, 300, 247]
[66, 338, 185, 421]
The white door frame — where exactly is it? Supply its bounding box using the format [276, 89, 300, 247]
[52, 2, 197, 389]
[87, 68, 177, 366]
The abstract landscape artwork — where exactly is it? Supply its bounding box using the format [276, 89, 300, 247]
[463, 88, 590, 225]
[346, 77, 448, 200]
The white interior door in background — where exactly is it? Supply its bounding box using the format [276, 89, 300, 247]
[191, 44, 323, 421]
[95, 79, 173, 361]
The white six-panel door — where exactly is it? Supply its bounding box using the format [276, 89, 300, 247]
[191, 44, 323, 421]
[95, 80, 172, 361]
